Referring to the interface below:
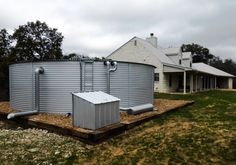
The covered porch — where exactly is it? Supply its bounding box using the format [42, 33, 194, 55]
[164, 71, 232, 94]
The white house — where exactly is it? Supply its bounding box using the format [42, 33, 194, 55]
[107, 33, 235, 93]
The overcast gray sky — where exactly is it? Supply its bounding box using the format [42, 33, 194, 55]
[0, 0, 236, 60]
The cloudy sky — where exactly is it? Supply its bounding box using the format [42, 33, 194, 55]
[0, 0, 236, 60]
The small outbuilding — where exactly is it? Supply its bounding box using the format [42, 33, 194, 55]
[72, 91, 120, 130]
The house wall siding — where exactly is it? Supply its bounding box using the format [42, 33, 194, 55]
[182, 59, 190, 67]
[108, 39, 162, 68]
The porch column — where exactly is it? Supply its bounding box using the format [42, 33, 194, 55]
[190, 74, 193, 93]
[215, 76, 217, 89]
[203, 76, 205, 90]
[209, 76, 211, 89]
[195, 75, 198, 92]
[184, 71, 186, 94]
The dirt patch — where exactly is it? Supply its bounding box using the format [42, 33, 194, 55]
[0, 99, 192, 132]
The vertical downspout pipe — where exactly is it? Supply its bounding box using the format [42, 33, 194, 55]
[105, 61, 111, 94]
[7, 67, 44, 119]
[104, 61, 118, 94]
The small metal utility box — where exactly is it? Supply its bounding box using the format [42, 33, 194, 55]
[72, 91, 120, 130]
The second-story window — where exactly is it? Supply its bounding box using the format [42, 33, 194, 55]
[179, 59, 182, 65]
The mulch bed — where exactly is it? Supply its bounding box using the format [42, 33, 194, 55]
[0, 99, 194, 142]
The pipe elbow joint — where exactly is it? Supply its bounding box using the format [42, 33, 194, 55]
[35, 67, 44, 74]
[7, 113, 15, 119]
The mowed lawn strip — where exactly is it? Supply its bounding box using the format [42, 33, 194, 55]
[0, 90, 236, 164]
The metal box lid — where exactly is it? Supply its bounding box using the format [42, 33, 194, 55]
[72, 91, 120, 104]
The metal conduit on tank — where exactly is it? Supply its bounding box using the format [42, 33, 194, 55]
[104, 60, 118, 94]
[7, 67, 44, 119]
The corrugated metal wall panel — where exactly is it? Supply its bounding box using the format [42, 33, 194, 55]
[10, 63, 33, 111]
[10, 61, 154, 113]
[33, 62, 80, 113]
[128, 64, 154, 107]
[72, 92, 120, 130]
[83, 62, 93, 92]
[93, 62, 107, 92]
[110, 63, 129, 107]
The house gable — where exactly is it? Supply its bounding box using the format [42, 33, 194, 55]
[107, 37, 165, 70]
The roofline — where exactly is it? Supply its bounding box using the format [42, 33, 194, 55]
[163, 62, 192, 70]
[192, 63, 236, 78]
[192, 68, 236, 78]
[106, 36, 136, 58]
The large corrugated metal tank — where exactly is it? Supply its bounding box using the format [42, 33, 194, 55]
[9, 60, 154, 113]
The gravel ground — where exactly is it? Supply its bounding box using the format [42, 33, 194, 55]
[0, 121, 91, 164]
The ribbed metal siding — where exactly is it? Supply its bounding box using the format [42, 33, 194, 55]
[110, 63, 154, 107]
[83, 62, 93, 91]
[10, 61, 154, 113]
[72, 92, 120, 130]
[10, 63, 33, 111]
[128, 64, 154, 107]
[110, 63, 129, 107]
[33, 62, 80, 113]
[93, 62, 107, 92]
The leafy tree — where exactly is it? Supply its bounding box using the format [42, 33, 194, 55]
[181, 43, 214, 64]
[0, 29, 11, 61]
[63, 53, 78, 59]
[11, 20, 63, 61]
[0, 29, 11, 100]
[210, 58, 236, 88]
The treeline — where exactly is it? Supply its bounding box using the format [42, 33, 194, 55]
[0, 20, 66, 101]
[0, 20, 104, 101]
[182, 43, 236, 88]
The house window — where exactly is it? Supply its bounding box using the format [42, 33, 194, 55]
[169, 74, 172, 87]
[190, 62, 192, 67]
[154, 73, 159, 81]
[179, 59, 182, 65]
[134, 40, 137, 46]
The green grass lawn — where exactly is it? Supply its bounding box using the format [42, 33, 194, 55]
[0, 90, 236, 164]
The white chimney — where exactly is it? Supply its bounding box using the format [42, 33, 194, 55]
[146, 33, 158, 48]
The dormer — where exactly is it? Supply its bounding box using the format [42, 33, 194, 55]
[181, 52, 192, 68]
[163, 47, 182, 65]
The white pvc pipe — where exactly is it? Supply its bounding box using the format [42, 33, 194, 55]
[7, 110, 38, 119]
